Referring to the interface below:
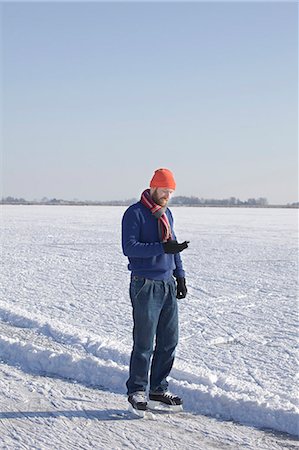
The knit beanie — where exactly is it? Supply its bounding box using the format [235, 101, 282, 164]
[150, 168, 176, 190]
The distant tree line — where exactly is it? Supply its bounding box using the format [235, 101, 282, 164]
[0, 196, 137, 206]
[1, 196, 298, 208]
[169, 196, 269, 206]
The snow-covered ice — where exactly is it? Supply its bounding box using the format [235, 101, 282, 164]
[0, 205, 298, 449]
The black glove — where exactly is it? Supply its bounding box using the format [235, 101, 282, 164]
[163, 240, 190, 254]
[176, 277, 187, 299]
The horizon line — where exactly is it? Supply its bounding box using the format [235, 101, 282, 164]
[1, 195, 298, 207]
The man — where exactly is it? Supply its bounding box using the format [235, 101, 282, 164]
[122, 168, 189, 415]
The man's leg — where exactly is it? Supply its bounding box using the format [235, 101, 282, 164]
[126, 277, 162, 395]
[149, 278, 178, 393]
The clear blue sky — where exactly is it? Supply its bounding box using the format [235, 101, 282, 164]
[1, 1, 298, 204]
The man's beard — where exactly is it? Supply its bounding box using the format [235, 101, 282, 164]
[151, 190, 169, 207]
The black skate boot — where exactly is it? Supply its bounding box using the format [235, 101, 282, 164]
[148, 391, 183, 412]
[128, 392, 148, 417]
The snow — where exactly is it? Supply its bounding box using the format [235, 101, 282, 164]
[0, 205, 298, 449]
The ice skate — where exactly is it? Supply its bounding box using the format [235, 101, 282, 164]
[148, 391, 183, 412]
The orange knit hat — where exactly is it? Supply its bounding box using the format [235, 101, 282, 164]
[150, 168, 176, 190]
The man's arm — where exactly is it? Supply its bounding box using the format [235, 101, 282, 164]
[172, 233, 186, 278]
[167, 209, 186, 278]
[122, 207, 164, 258]
[172, 229, 187, 298]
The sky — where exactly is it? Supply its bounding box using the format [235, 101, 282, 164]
[1, 1, 298, 204]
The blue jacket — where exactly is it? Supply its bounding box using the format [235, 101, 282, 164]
[122, 201, 185, 280]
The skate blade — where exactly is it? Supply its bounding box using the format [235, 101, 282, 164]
[148, 400, 183, 413]
[128, 404, 156, 420]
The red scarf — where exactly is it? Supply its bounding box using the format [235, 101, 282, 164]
[140, 189, 172, 242]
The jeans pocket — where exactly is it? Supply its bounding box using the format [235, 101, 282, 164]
[136, 279, 151, 299]
[130, 278, 149, 300]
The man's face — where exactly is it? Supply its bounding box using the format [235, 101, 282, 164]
[151, 187, 174, 207]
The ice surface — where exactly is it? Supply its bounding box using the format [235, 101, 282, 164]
[0, 205, 298, 449]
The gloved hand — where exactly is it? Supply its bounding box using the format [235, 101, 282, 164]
[176, 277, 187, 299]
[163, 240, 190, 254]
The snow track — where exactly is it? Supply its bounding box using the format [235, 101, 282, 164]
[0, 301, 297, 437]
[2, 365, 297, 450]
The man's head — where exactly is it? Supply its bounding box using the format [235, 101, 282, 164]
[149, 168, 176, 207]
